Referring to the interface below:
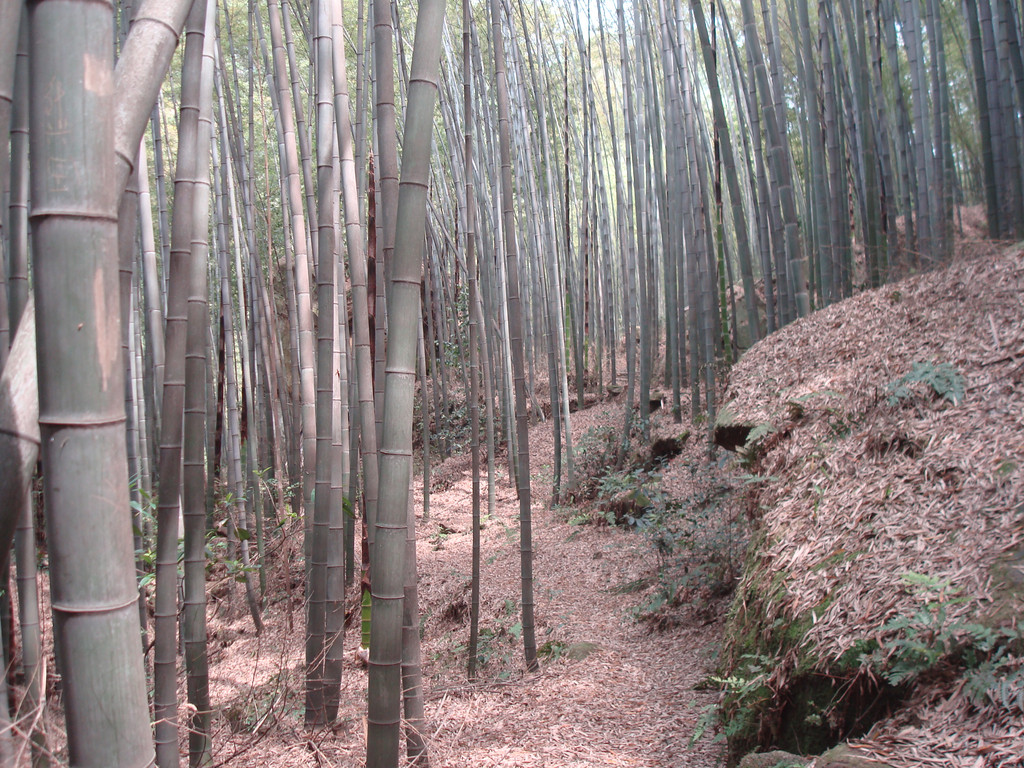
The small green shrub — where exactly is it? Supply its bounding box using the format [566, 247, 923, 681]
[627, 462, 749, 627]
[568, 424, 619, 501]
[537, 639, 569, 660]
[886, 361, 965, 406]
[963, 638, 1024, 713]
[863, 573, 1024, 706]
[460, 598, 523, 675]
[689, 653, 773, 747]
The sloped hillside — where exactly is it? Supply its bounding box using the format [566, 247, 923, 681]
[714, 245, 1024, 766]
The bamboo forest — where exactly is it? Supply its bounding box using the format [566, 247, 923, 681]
[0, 0, 1022, 763]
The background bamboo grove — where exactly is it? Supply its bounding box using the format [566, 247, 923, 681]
[0, 0, 1021, 764]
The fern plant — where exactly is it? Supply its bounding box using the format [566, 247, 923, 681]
[961, 622, 1024, 713]
[864, 574, 1024, 709]
[689, 653, 773, 747]
[740, 422, 776, 468]
[885, 361, 965, 406]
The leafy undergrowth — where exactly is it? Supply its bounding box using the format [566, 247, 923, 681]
[562, 408, 753, 631]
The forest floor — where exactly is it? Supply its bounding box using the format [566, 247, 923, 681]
[201, 393, 731, 767]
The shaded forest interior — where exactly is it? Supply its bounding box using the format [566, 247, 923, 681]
[0, 0, 1022, 765]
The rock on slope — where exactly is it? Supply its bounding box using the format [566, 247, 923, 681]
[713, 246, 1024, 767]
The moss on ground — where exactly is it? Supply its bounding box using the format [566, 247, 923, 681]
[716, 544, 898, 765]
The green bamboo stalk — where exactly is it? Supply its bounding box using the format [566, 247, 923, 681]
[0, 300, 37, 767]
[152, 0, 211, 761]
[137, 141, 165, 434]
[268, 0, 317, 569]
[739, 0, 809, 318]
[366, 0, 446, 763]
[820, 0, 849, 299]
[306, 0, 337, 725]
[993, 0, 1024, 236]
[326, 161, 348, 718]
[463, 0, 482, 682]
[113, 0, 195, 196]
[796, 0, 832, 303]
[964, 0, 999, 237]
[281, 0, 318, 268]
[14, 443, 47, 768]
[690, 0, 762, 347]
[5, 14, 28, 354]
[181, 3, 218, 763]
[490, 0, 538, 672]
[330, 0, 379, 647]
[28, 0, 154, 762]
[0, 0, 21, 356]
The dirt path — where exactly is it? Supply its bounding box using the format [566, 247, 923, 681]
[412, 399, 726, 767]
[207, 398, 727, 767]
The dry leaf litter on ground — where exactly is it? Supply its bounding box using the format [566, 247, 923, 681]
[720, 243, 1024, 768]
